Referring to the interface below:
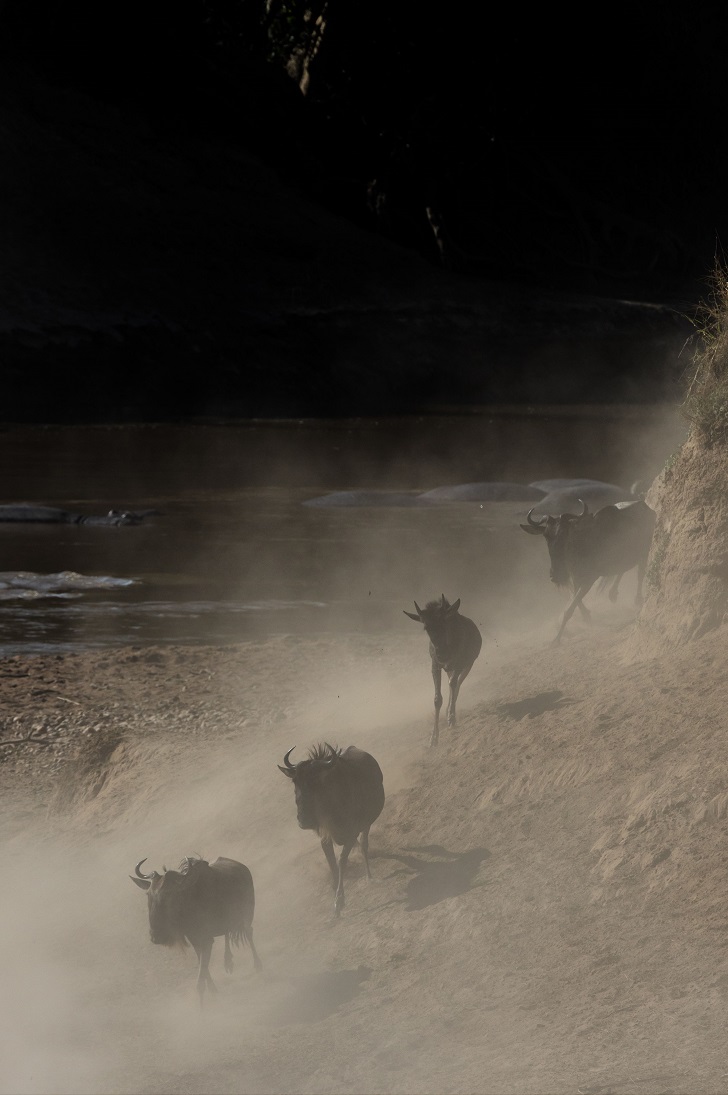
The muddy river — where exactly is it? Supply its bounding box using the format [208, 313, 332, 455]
[0, 407, 685, 653]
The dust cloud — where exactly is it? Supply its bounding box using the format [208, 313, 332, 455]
[0, 405, 691, 1094]
[1, 648, 436, 1095]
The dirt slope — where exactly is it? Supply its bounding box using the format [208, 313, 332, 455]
[2, 579, 728, 1095]
[632, 438, 728, 655]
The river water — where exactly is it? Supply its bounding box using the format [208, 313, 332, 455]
[0, 408, 686, 654]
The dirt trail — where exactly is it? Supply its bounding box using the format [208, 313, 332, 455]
[2, 592, 728, 1095]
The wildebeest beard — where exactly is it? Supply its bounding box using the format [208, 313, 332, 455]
[549, 558, 572, 588]
[547, 519, 587, 589]
[148, 897, 188, 948]
[295, 787, 319, 831]
[417, 600, 455, 658]
[294, 743, 342, 832]
[147, 858, 203, 948]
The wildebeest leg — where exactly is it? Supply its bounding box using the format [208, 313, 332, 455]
[334, 842, 354, 916]
[431, 660, 443, 747]
[321, 835, 338, 885]
[607, 573, 622, 602]
[576, 600, 592, 623]
[360, 825, 372, 879]
[193, 939, 216, 1008]
[446, 663, 473, 728]
[554, 580, 595, 643]
[246, 925, 263, 972]
[224, 933, 234, 974]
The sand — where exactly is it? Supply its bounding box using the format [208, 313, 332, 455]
[2, 581, 728, 1095]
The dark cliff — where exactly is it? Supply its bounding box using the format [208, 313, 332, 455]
[0, 4, 699, 423]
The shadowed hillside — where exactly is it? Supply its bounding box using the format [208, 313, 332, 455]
[0, 52, 692, 422]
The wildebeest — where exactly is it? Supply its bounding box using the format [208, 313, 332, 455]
[404, 594, 482, 747]
[278, 743, 385, 916]
[520, 498, 656, 643]
[130, 855, 262, 1006]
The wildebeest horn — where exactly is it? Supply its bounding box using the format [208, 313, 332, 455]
[282, 747, 296, 769]
[134, 859, 156, 879]
[413, 600, 422, 616]
[563, 498, 589, 519]
[526, 508, 548, 527]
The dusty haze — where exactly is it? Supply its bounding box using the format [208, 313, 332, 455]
[6, 407, 726, 1095]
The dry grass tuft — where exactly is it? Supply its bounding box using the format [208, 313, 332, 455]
[683, 261, 728, 445]
[49, 723, 125, 813]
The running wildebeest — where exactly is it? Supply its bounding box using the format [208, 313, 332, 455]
[520, 498, 656, 643]
[404, 594, 482, 747]
[130, 855, 262, 1006]
[278, 743, 385, 917]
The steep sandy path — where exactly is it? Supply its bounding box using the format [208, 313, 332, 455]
[2, 605, 728, 1094]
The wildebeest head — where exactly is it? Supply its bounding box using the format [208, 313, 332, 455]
[278, 742, 341, 831]
[403, 594, 461, 659]
[129, 858, 196, 947]
[520, 500, 590, 588]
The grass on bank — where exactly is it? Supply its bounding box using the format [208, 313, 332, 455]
[683, 263, 728, 445]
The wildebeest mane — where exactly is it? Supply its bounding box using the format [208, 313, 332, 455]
[308, 742, 341, 763]
[178, 854, 206, 875]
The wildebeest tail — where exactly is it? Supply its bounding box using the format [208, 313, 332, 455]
[228, 923, 253, 949]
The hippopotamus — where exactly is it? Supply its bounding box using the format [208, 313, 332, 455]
[304, 482, 551, 507]
[417, 482, 547, 503]
[302, 491, 423, 507]
[528, 478, 611, 492]
[527, 482, 636, 515]
[0, 506, 158, 526]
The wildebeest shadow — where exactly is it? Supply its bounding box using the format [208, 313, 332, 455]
[265, 966, 372, 1025]
[377, 845, 490, 911]
[496, 690, 572, 721]
[575, 1075, 683, 1095]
